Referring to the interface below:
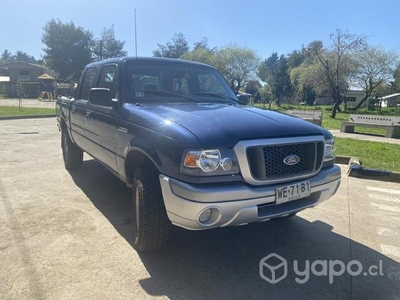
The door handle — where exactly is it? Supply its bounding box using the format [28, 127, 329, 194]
[86, 112, 92, 120]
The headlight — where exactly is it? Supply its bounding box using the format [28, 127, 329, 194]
[324, 138, 335, 162]
[182, 149, 239, 176]
[185, 149, 221, 172]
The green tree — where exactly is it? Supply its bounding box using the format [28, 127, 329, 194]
[312, 29, 367, 118]
[289, 42, 324, 105]
[1, 49, 37, 63]
[180, 47, 215, 65]
[258, 84, 273, 108]
[180, 37, 217, 65]
[93, 25, 127, 60]
[214, 44, 260, 93]
[193, 37, 212, 51]
[14, 51, 36, 63]
[392, 63, 400, 92]
[373, 83, 393, 98]
[16, 80, 24, 109]
[352, 46, 398, 109]
[244, 80, 262, 104]
[245, 80, 262, 96]
[1, 49, 13, 62]
[153, 33, 189, 58]
[287, 49, 305, 70]
[257, 52, 278, 84]
[258, 53, 292, 105]
[42, 19, 93, 81]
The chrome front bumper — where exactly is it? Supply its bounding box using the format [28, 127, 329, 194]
[159, 165, 341, 230]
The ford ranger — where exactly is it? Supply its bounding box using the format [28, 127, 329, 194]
[56, 57, 341, 251]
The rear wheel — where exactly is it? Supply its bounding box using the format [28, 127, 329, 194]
[61, 127, 83, 170]
[132, 161, 171, 251]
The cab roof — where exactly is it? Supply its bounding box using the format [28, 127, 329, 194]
[85, 56, 212, 69]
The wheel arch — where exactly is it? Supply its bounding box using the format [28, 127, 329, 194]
[124, 148, 160, 185]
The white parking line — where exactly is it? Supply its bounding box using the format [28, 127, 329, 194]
[380, 244, 400, 258]
[368, 194, 400, 203]
[370, 203, 400, 213]
[367, 186, 400, 195]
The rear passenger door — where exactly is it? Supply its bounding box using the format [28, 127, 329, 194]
[70, 67, 98, 151]
[85, 64, 120, 172]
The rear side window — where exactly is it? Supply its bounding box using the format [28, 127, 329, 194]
[79, 67, 98, 100]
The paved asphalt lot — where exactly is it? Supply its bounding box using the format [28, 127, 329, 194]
[0, 118, 399, 300]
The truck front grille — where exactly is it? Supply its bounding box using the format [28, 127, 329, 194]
[247, 140, 324, 181]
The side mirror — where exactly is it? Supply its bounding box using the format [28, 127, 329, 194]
[89, 88, 117, 107]
[237, 94, 249, 105]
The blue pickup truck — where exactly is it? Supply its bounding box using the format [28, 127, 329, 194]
[56, 57, 341, 251]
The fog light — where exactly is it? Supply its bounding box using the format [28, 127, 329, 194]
[197, 207, 222, 226]
[198, 208, 212, 224]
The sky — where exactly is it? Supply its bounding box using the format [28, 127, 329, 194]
[1, 0, 399, 61]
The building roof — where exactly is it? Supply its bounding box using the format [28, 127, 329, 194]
[37, 73, 55, 80]
[0, 61, 44, 70]
[380, 93, 400, 100]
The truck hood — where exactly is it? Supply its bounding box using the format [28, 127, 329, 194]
[140, 103, 327, 147]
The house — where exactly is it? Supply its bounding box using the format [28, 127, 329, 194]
[379, 93, 400, 108]
[343, 90, 367, 108]
[0, 62, 56, 98]
[315, 90, 367, 108]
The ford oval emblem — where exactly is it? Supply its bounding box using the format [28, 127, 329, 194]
[283, 155, 300, 166]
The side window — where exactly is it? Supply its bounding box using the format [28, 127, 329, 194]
[98, 65, 119, 99]
[80, 67, 98, 100]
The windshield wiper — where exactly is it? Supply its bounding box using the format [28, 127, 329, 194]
[192, 92, 239, 103]
[137, 89, 200, 103]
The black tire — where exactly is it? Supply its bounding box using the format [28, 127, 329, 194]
[61, 127, 83, 170]
[132, 161, 171, 251]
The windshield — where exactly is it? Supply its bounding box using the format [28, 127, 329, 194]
[123, 61, 238, 104]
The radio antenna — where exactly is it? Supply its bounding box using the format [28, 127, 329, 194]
[134, 8, 138, 58]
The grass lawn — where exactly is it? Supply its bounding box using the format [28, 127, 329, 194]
[0, 106, 55, 117]
[253, 103, 392, 136]
[252, 103, 400, 171]
[335, 137, 400, 172]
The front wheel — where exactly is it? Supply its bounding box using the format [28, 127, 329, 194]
[132, 161, 171, 251]
[61, 127, 83, 170]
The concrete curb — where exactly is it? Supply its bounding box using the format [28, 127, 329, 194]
[336, 155, 400, 183]
[335, 156, 352, 164]
[0, 114, 56, 120]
